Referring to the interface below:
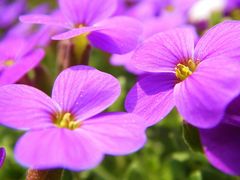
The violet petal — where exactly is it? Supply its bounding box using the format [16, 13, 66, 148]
[51, 65, 121, 121]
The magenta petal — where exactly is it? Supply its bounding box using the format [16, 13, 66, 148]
[0, 0, 26, 28]
[195, 20, 240, 60]
[59, 0, 117, 25]
[52, 65, 121, 120]
[174, 57, 240, 128]
[224, 95, 240, 126]
[125, 73, 176, 127]
[0, 37, 27, 59]
[20, 14, 71, 28]
[132, 27, 196, 72]
[0, 85, 57, 130]
[52, 26, 104, 40]
[0, 49, 45, 86]
[0, 148, 6, 168]
[14, 128, 104, 170]
[200, 123, 240, 175]
[88, 16, 142, 54]
[81, 112, 146, 155]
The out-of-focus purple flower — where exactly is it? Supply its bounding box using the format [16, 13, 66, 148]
[20, 0, 143, 54]
[125, 21, 240, 128]
[125, 0, 160, 19]
[0, 65, 146, 170]
[7, 3, 50, 38]
[125, 0, 196, 19]
[5, 4, 56, 48]
[110, 13, 186, 75]
[224, 0, 240, 13]
[8, 6, 65, 48]
[0, 36, 44, 86]
[0, 0, 26, 28]
[115, 0, 141, 15]
[158, 0, 196, 14]
[199, 95, 240, 175]
[0, 147, 6, 168]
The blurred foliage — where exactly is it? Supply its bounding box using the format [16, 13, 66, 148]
[0, 0, 240, 180]
[182, 123, 202, 153]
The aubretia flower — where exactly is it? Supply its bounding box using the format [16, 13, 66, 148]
[20, 0, 142, 54]
[200, 95, 240, 175]
[0, 65, 146, 170]
[157, 0, 196, 14]
[6, 4, 49, 38]
[0, 37, 44, 86]
[0, 147, 6, 168]
[111, 13, 185, 75]
[0, 0, 26, 28]
[6, 4, 56, 48]
[224, 0, 240, 14]
[125, 21, 240, 128]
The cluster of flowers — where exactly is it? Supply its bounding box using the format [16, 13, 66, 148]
[1, 0, 240, 177]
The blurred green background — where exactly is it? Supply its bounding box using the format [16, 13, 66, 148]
[0, 0, 239, 179]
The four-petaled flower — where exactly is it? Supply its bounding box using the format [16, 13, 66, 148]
[20, 0, 142, 54]
[0, 65, 146, 170]
[125, 21, 240, 128]
[0, 36, 44, 86]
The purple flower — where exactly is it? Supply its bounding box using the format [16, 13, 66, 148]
[0, 36, 44, 86]
[115, 0, 141, 15]
[224, 0, 240, 13]
[0, 0, 26, 28]
[110, 13, 186, 75]
[125, 21, 240, 128]
[123, 0, 195, 18]
[20, 0, 142, 54]
[6, 3, 50, 38]
[0, 65, 146, 170]
[199, 95, 240, 175]
[125, 0, 160, 19]
[6, 4, 56, 48]
[0, 147, 6, 168]
[158, 0, 196, 14]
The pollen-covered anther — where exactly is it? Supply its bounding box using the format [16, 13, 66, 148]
[78, 24, 85, 28]
[73, 24, 89, 37]
[54, 112, 81, 130]
[4, 59, 14, 67]
[165, 5, 175, 12]
[175, 59, 198, 81]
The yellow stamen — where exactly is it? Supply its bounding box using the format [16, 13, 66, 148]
[175, 59, 198, 81]
[54, 112, 81, 130]
[165, 5, 175, 12]
[4, 59, 14, 67]
[78, 24, 85, 28]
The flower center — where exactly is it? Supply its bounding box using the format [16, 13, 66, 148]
[4, 59, 14, 67]
[165, 5, 175, 12]
[175, 59, 198, 81]
[53, 112, 81, 130]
